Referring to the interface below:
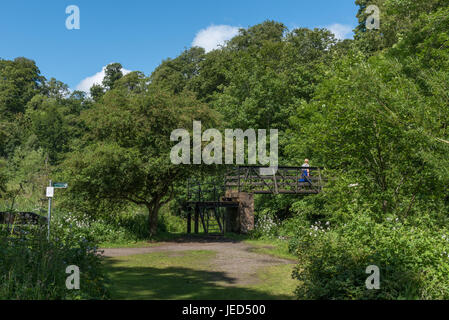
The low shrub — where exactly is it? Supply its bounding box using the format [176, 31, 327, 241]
[0, 223, 109, 300]
[55, 211, 150, 244]
[252, 208, 281, 239]
[53, 208, 186, 245]
[291, 214, 449, 300]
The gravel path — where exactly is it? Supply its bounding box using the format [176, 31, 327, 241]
[101, 240, 295, 286]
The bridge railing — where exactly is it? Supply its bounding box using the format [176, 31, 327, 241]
[225, 166, 324, 195]
[187, 180, 227, 203]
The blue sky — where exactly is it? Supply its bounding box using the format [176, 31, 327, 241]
[0, 0, 358, 92]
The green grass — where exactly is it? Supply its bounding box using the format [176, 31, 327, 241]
[254, 264, 297, 297]
[100, 240, 162, 249]
[245, 240, 296, 261]
[100, 232, 223, 248]
[104, 249, 296, 300]
[224, 233, 297, 260]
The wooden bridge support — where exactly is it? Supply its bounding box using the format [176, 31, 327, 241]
[187, 208, 191, 234]
[194, 205, 199, 234]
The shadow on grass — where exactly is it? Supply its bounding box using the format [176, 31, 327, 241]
[104, 257, 293, 300]
[149, 233, 245, 244]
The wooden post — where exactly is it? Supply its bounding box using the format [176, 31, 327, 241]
[187, 207, 191, 234]
[222, 209, 225, 234]
[206, 209, 209, 234]
[273, 172, 278, 195]
[194, 204, 199, 234]
[296, 168, 299, 193]
[200, 207, 207, 234]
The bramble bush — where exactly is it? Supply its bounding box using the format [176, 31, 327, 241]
[290, 213, 449, 300]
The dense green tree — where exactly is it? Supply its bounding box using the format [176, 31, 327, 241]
[0, 57, 45, 117]
[0, 114, 26, 158]
[207, 26, 337, 160]
[287, 52, 449, 216]
[25, 95, 69, 162]
[102, 63, 124, 90]
[90, 84, 105, 102]
[0, 159, 7, 198]
[354, 0, 449, 53]
[150, 47, 205, 94]
[64, 84, 216, 235]
[388, 6, 449, 75]
[188, 48, 234, 102]
[114, 71, 147, 93]
[227, 20, 286, 50]
[43, 78, 70, 100]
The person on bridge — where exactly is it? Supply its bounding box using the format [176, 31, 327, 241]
[299, 159, 311, 182]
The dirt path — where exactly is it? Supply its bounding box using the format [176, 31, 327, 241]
[101, 240, 295, 286]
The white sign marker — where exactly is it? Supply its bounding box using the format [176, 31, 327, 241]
[46, 187, 54, 198]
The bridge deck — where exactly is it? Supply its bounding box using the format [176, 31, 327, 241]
[187, 201, 239, 208]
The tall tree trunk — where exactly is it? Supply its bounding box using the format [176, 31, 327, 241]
[147, 200, 161, 236]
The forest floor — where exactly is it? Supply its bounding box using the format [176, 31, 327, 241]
[101, 236, 299, 299]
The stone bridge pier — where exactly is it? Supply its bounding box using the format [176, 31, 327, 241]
[224, 191, 254, 234]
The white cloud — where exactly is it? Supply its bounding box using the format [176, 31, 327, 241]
[75, 64, 132, 93]
[326, 23, 354, 40]
[192, 25, 240, 53]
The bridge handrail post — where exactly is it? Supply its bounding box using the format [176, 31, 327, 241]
[295, 169, 299, 193]
[238, 166, 241, 193]
[273, 170, 278, 195]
